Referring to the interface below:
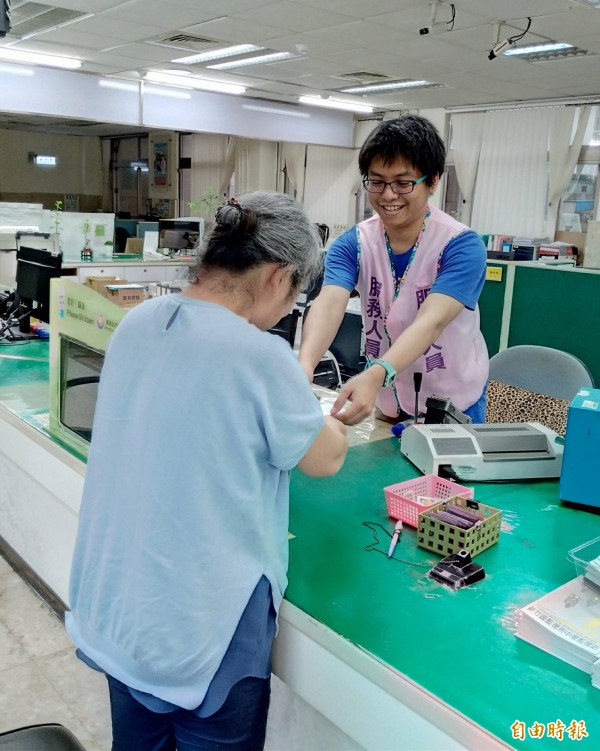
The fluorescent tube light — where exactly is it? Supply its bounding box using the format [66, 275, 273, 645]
[144, 71, 245, 95]
[0, 49, 82, 69]
[208, 52, 297, 70]
[143, 85, 192, 100]
[339, 80, 443, 94]
[242, 104, 310, 119]
[504, 42, 573, 56]
[171, 44, 264, 65]
[298, 96, 373, 114]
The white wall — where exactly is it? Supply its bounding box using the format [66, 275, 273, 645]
[0, 129, 102, 196]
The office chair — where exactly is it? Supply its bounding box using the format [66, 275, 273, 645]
[113, 227, 131, 254]
[268, 308, 302, 347]
[328, 311, 365, 382]
[0, 723, 86, 750]
[488, 345, 593, 400]
[486, 345, 594, 435]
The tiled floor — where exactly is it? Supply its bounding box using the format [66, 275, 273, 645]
[0, 556, 112, 750]
[0, 555, 364, 751]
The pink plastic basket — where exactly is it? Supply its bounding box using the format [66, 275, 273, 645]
[384, 474, 474, 528]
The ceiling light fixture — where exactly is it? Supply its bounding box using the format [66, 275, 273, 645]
[504, 42, 573, 56]
[144, 71, 245, 95]
[0, 48, 82, 69]
[208, 51, 298, 70]
[339, 79, 443, 94]
[502, 42, 592, 62]
[171, 44, 264, 65]
[298, 96, 373, 114]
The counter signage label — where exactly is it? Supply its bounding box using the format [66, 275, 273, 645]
[486, 266, 503, 282]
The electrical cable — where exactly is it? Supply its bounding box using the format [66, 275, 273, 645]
[447, 3, 456, 31]
[508, 17, 531, 45]
[361, 522, 432, 567]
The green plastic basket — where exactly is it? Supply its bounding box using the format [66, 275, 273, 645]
[417, 497, 502, 558]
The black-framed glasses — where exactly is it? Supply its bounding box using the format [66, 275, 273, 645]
[362, 175, 428, 195]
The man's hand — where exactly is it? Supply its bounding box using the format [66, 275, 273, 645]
[329, 366, 384, 425]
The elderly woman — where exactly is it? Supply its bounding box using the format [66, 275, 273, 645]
[66, 192, 348, 751]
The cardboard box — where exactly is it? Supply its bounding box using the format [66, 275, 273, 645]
[124, 237, 144, 254]
[85, 276, 125, 298]
[103, 283, 145, 306]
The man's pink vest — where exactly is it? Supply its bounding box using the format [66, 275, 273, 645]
[355, 206, 489, 417]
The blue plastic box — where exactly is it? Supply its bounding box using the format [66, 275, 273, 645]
[560, 388, 600, 509]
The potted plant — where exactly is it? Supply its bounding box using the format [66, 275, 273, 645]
[187, 187, 222, 234]
[81, 219, 93, 262]
[51, 200, 63, 252]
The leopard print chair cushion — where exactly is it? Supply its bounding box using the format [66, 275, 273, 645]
[485, 379, 570, 436]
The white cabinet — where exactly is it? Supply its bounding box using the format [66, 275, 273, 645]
[77, 265, 124, 282]
[120, 266, 163, 283]
[74, 262, 190, 284]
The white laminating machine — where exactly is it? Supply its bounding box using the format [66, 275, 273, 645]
[400, 422, 564, 482]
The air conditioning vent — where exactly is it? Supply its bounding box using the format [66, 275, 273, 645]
[9, 3, 86, 37]
[146, 33, 224, 53]
[337, 71, 389, 83]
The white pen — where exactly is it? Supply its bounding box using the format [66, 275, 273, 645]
[387, 520, 403, 558]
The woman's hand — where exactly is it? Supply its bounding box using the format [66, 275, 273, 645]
[329, 366, 384, 425]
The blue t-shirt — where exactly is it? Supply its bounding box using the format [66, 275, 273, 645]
[324, 225, 486, 311]
[66, 294, 324, 710]
[323, 220, 488, 418]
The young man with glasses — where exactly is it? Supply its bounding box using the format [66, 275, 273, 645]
[299, 115, 488, 426]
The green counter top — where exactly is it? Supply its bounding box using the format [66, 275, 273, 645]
[2, 343, 598, 749]
[288, 439, 600, 750]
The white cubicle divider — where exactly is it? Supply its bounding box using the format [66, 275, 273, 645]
[57, 212, 115, 262]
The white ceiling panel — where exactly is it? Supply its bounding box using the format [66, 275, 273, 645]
[294, 0, 423, 20]
[305, 20, 412, 47]
[99, 0, 222, 28]
[265, 34, 353, 56]
[34, 16, 163, 43]
[160, 0, 275, 12]
[527, 9, 600, 39]
[29, 0, 128, 10]
[181, 16, 290, 44]
[0, 0, 599, 123]
[457, 0, 580, 21]
[230, 2, 355, 33]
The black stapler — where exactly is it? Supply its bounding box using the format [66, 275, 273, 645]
[428, 549, 485, 590]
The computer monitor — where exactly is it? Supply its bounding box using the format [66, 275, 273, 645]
[15, 245, 63, 332]
[158, 218, 203, 253]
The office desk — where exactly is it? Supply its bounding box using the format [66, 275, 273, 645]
[1, 347, 599, 749]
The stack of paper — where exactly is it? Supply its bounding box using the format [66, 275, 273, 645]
[585, 555, 600, 589]
[517, 576, 600, 681]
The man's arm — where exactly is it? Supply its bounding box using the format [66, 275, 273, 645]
[331, 292, 464, 424]
[297, 285, 351, 381]
[297, 415, 348, 477]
